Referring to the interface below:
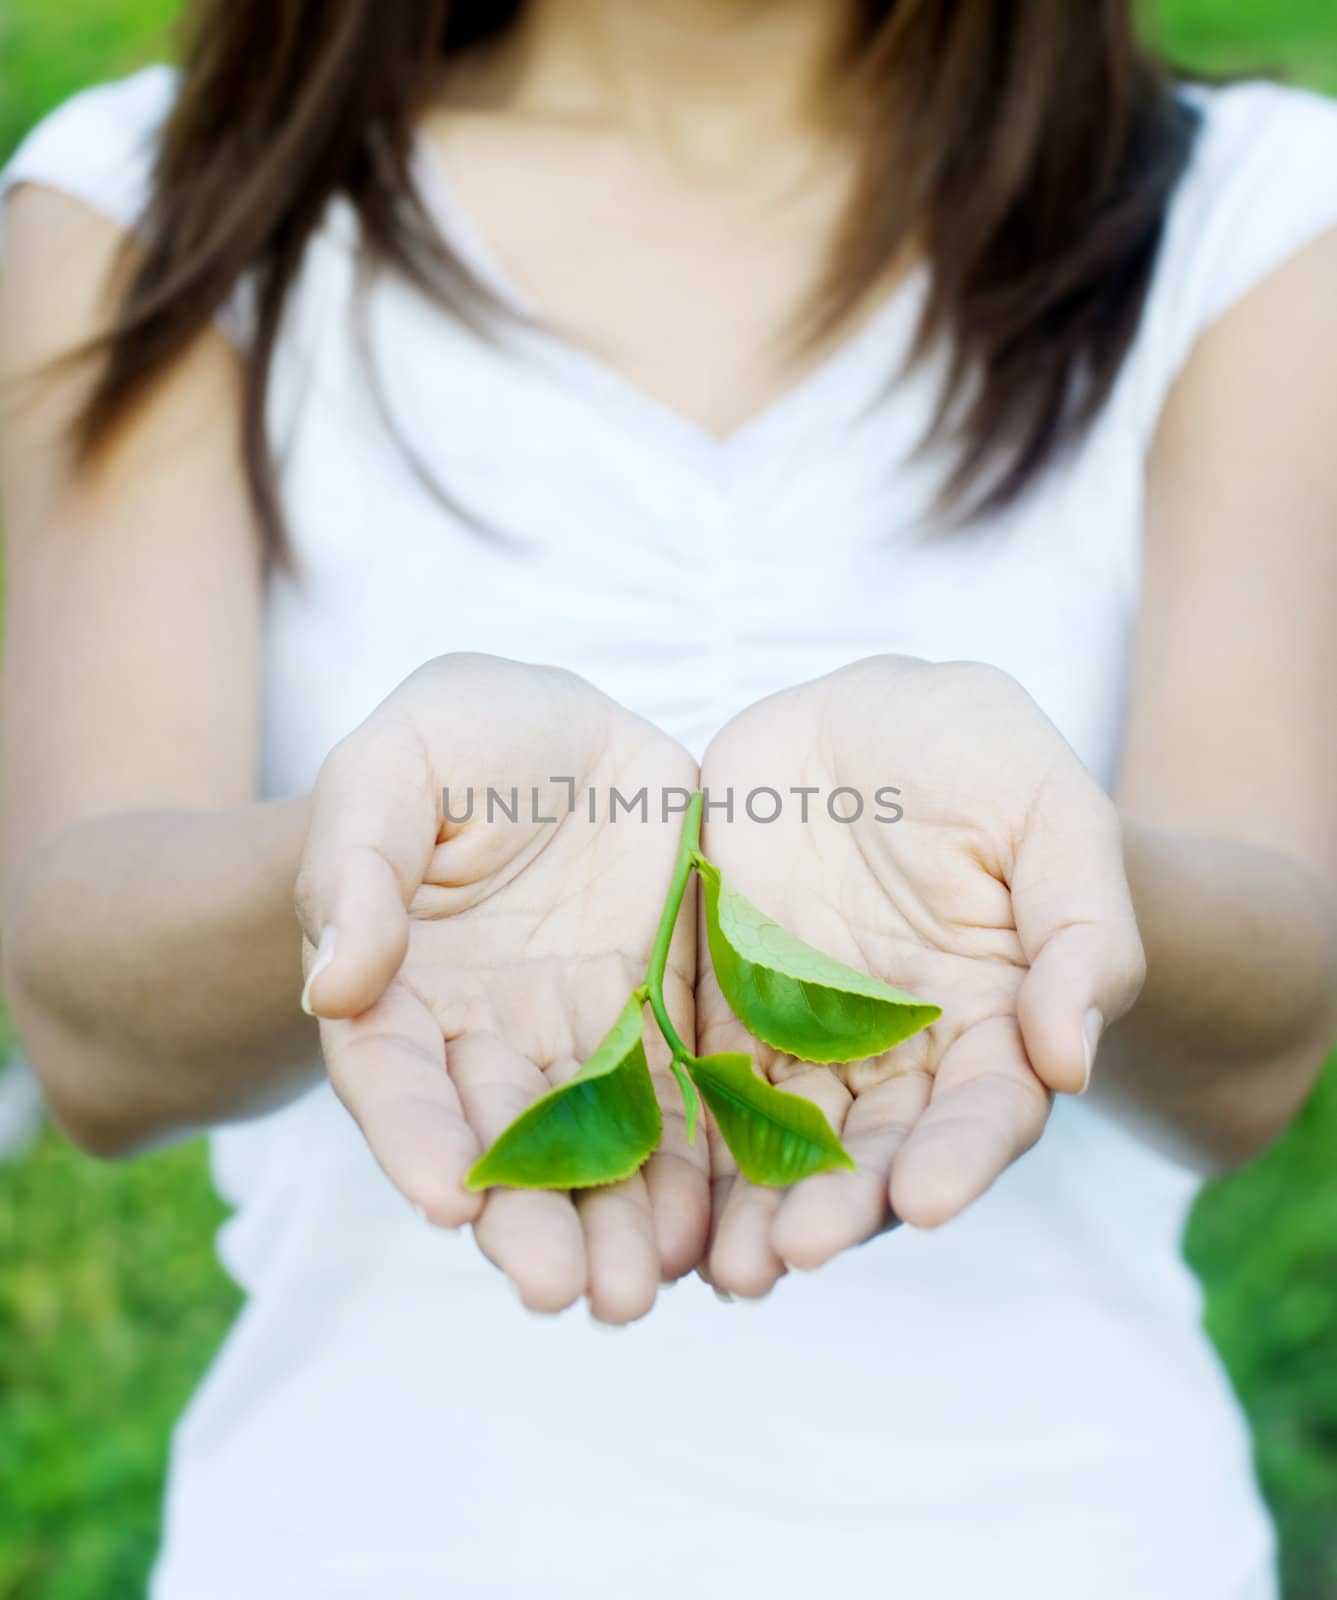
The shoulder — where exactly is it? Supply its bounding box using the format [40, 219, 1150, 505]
[1168, 79, 1337, 276]
[1180, 75, 1337, 148]
[1139, 92, 1337, 636]
[1, 65, 180, 240]
[1179, 76, 1337, 169]
[0, 67, 242, 472]
[1120, 78, 1337, 440]
[0, 66, 264, 352]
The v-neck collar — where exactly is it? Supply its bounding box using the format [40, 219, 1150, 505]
[410, 131, 927, 481]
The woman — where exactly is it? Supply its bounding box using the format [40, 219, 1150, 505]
[2, 2, 1336, 1595]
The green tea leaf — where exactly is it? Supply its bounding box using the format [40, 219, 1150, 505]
[686, 1052, 854, 1186]
[465, 994, 662, 1191]
[696, 856, 941, 1064]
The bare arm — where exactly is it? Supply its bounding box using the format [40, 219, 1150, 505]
[1100, 228, 1337, 1170]
[0, 187, 316, 1154]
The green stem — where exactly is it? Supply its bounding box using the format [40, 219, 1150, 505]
[644, 792, 702, 1063]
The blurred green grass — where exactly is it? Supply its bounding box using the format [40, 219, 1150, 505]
[1, 2, 1337, 1597]
[0, 1136, 237, 1600]
[0, 0, 179, 159]
[1156, 0, 1337, 91]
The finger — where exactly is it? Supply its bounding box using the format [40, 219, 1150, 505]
[707, 1066, 850, 1297]
[296, 725, 439, 1020]
[451, 1032, 587, 1313]
[889, 1016, 1050, 1230]
[322, 980, 483, 1228]
[1012, 784, 1147, 1094]
[695, 1118, 740, 1295]
[546, 1044, 663, 1322]
[773, 1069, 931, 1270]
[576, 1170, 660, 1325]
[643, 1118, 711, 1283]
[707, 1172, 788, 1299]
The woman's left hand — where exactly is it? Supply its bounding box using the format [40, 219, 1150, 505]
[695, 656, 1146, 1297]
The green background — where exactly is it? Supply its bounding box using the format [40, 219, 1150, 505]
[1, 2, 1336, 1596]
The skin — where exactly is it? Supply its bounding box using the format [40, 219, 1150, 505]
[3, 0, 1337, 1324]
[296, 654, 706, 1320]
[695, 658, 1146, 1294]
[425, 0, 901, 439]
[698, 653, 1337, 1297]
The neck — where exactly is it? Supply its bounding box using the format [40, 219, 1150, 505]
[480, 0, 861, 164]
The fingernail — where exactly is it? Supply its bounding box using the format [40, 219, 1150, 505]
[300, 926, 337, 1017]
[1080, 1008, 1104, 1094]
[712, 1287, 736, 1305]
[412, 1203, 431, 1226]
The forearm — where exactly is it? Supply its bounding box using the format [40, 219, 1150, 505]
[2, 795, 317, 1155]
[1092, 818, 1337, 1171]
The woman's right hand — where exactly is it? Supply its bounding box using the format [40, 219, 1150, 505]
[295, 653, 705, 1323]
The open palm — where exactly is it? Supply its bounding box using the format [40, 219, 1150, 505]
[696, 655, 1146, 1296]
[297, 653, 703, 1323]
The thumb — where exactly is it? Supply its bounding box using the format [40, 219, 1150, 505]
[1012, 779, 1146, 1095]
[295, 723, 439, 1019]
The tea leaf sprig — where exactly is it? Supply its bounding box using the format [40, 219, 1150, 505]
[466, 793, 940, 1192]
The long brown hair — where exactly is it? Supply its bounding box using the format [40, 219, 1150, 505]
[76, 0, 1196, 560]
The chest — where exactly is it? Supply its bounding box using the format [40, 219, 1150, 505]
[261, 219, 1145, 798]
[418, 114, 872, 439]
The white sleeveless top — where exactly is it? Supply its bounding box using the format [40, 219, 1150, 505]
[8, 64, 1337, 1600]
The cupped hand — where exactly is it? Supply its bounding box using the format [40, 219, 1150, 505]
[295, 653, 704, 1323]
[696, 655, 1146, 1297]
